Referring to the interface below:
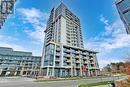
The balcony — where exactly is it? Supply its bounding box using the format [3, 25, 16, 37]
[66, 59, 71, 63]
[55, 58, 60, 62]
[82, 52, 89, 56]
[64, 54, 71, 57]
[56, 53, 61, 56]
[75, 65, 80, 68]
[82, 57, 88, 60]
[75, 60, 80, 63]
[89, 65, 95, 68]
[90, 62, 95, 64]
[75, 55, 80, 58]
[74, 51, 80, 54]
[55, 64, 60, 67]
[89, 53, 94, 57]
[82, 52, 86, 55]
[56, 48, 61, 51]
[89, 58, 94, 61]
[83, 61, 88, 64]
[64, 49, 71, 53]
[66, 66, 72, 68]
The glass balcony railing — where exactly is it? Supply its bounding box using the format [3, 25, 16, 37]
[56, 48, 61, 51]
[75, 60, 80, 63]
[75, 56, 80, 59]
[56, 53, 60, 56]
[83, 61, 88, 64]
[75, 65, 80, 68]
[66, 60, 71, 63]
[64, 54, 71, 57]
[64, 49, 71, 53]
[55, 58, 60, 61]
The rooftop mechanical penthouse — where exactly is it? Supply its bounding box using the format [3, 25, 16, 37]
[41, 3, 100, 77]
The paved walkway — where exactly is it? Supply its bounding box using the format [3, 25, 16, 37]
[0, 76, 35, 83]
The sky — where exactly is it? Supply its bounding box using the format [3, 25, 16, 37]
[0, 0, 130, 68]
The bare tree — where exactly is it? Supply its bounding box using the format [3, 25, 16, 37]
[123, 53, 130, 80]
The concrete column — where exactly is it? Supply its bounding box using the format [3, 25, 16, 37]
[0, 68, 3, 75]
[70, 56, 73, 77]
[71, 67, 73, 77]
[20, 70, 23, 76]
[39, 67, 42, 76]
[41, 69, 44, 76]
[47, 67, 49, 76]
[53, 44, 56, 67]
[14, 71, 17, 76]
[52, 67, 55, 77]
[61, 44, 64, 67]
[30, 63, 34, 76]
[88, 69, 90, 76]
[95, 69, 97, 76]
[74, 69, 76, 76]
[20, 62, 25, 76]
[14, 67, 18, 76]
[80, 60, 82, 76]
[80, 63, 82, 77]
[80, 68, 83, 76]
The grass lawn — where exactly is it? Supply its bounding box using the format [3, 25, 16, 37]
[78, 81, 113, 87]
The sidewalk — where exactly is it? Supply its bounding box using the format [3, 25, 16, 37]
[0, 76, 35, 83]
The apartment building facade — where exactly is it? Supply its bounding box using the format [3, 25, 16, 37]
[41, 3, 100, 77]
[0, 47, 41, 76]
[115, 0, 130, 34]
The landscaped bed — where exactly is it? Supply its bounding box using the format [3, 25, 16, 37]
[115, 79, 130, 87]
[78, 81, 113, 87]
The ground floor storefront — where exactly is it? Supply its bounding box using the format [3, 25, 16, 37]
[0, 68, 39, 76]
[41, 67, 100, 77]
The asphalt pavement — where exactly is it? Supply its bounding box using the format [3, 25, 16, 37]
[0, 76, 127, 87]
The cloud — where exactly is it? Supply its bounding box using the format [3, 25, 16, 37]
[24, 25, 46, 42]
[99, 15, 113, 36]
[17, 8, 49, 43]
[17, 8, 48, 25]
[100, 15, 109, 25]
[100, 17, 130, 50]
[0, 35, 26, 51]
[0, 35, 18, 42]
[85, 15, 130, 68]
[100, 34, 130, 49]
[88, 16, 130, 50]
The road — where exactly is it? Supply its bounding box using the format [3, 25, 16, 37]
[0, 76, 127, 87]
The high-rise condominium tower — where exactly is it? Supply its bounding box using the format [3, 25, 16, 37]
[115, 0, 130, 34]
[41, 3, 99, 77]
